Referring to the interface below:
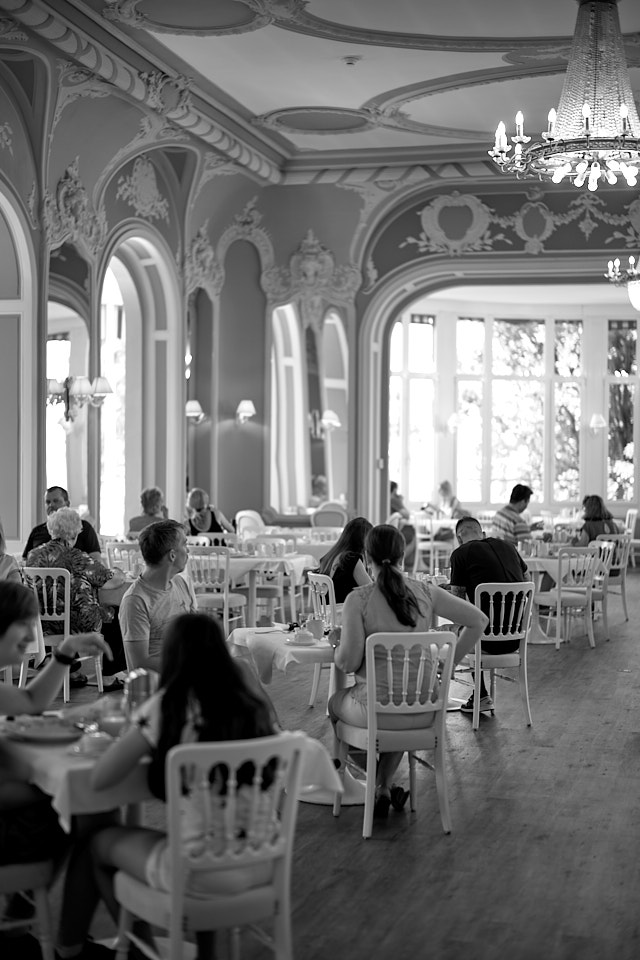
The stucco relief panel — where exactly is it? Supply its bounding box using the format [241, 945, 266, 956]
[116, 156, 170, 222]
[43, 157, 108, 259]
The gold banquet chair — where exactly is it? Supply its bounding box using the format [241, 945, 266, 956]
[333, 632, 456, 839]
[0, 861, 56, 960]
[114, 732, 306, 960]
[596, 533, 632, 621]
[531, 546, 600, 650]
[306, 572, 339, 708]
[187, 547, 247, 637]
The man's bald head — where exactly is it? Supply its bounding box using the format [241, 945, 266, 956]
[455, 516, 484, 544]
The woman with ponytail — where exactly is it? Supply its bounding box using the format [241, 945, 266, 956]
[329, 524, 487, 818]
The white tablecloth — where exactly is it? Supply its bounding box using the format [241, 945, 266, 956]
[229, 626, 334, 683]
[21, 730, 341, 830]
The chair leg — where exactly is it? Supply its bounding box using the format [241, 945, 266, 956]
[332, 738, 349, 817]
[408, 751, 416, 812]
[273, 899, 294, 960]
[472, 661, 482, 731]
[362, 741, 377, 838]
[601, 592, 609, 642]
[585, 602, 596, 649]
[94, 656, 104, 694]
[115, 907, 132, 960]
[621, 572, 629, 621]
[308, 663, 322, 707]
[63, 666, 70, 703]
[520, 657, 532, 727]
[489, 667, 497, 705]
[33, 886, 55, 960]
[433, 737, 452, 835]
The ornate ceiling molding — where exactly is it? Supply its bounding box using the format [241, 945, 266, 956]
[0, 17, 27, 40]
[53, 61, 111, 132]
[215, 198, 275, 297]
[43, 157, 108, 259]
[2, 0, 281, 183]
[116, 155, 170, 222]
[102, 0, 308, 36]
[262, 229, 361, 330]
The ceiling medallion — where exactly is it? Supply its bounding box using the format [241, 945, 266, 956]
[489, 0, 640, 191]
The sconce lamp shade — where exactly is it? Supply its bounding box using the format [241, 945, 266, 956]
[68, 376, 93, 397]
[236, 400, 256, 423]
[589, 413, 607, 433]
[320, 409, 341, 431]
[47, 378, 65, 396]
[91, 376, 113, 397]
[628, 280, 640, 312]
[185, 400, 205, 423]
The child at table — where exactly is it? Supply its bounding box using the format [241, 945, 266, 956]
[64, 613, 277, 960]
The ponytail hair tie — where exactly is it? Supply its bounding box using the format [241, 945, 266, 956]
[381, 558, 391, 565]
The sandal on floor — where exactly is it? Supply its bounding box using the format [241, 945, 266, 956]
[69, 672, 89, 688]
[373, 793, 391, 819]
[390, 785, 410, 812]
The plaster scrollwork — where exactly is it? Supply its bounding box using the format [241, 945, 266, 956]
[192, 152, 241, 202]
[139, 71, 193, 117]
[184, 222, 224, 297]
[53, 61, 111, 132]
[0, 122, 13, 154]
[401, 192, 509, 257]
[0, 18, 28, 40]
[262, 230, 361, 330]
[26, 182, 38, 231]
[511, 201, 556, 255]
[95, 116, 188, 201]
[240, 0, 308, 23]
[102, 0, 146, 28]
[43, 157, 108, 259]
[217, 198, 275, 297]
[116, 156, 170, 222]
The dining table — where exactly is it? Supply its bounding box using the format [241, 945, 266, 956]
[228, 625, 365, 806]
[2, 714, 342, 832]
[525, 553, 571, 644]
[227, 552, 315, 625]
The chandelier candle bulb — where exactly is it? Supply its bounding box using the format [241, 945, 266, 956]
[547, 108, 557, 136]
[515, 111, 524, 138]
[582, 102, 590, 135]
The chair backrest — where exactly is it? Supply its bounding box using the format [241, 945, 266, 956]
[311, 506, 348, 528]
[187, 546, 231, 595]
[105, 541, 142, 574]
[235, 510, 266, 539]
[309, 528, 343, 542]
[590, 538, 616, 580]
[595, 532, 631, 573]
[186, 535, 212, 546]
[23, 567, 71, 635]
[364, 631, 456, 736]
[307, 572, 339, 627]
[556, 546, 599, 592]
[473, 581, 534, 644]
[624, 508, 638, 536]
[165, 732, 306, 906]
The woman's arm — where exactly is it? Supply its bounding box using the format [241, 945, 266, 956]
[90, 724, 150, 791]
[333, 592, 366, 674]
[353, 558, 372, 587]
[0, 632, 111, 716]
[431, 586, 488, 666]
[214, 508, 235, 534]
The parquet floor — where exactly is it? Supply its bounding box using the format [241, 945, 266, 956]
[51, 573, 640, 960]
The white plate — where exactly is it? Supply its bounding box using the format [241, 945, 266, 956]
[284, 636, 316, 646]
[1, 717, 82, 743]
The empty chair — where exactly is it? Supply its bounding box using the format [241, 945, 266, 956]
[625, 507, 640, 567]
[311, 506, 348, 528]
[583, 539, 616, 641]
[306, 573, 339, 708]
[411, 517, 453, 576]
[187, 547, 247, 636]
[113, 733, 306, 960]
[23, 566, 104, 701]
[333, 631, 456, 838]
[466, 582, 535, 731]
[531, 546, 599, 650]
[596, 533, 632, 620]
[105, 541, 142, 575]
[0, 861, 55, 960]
[235, 509, 266, 539]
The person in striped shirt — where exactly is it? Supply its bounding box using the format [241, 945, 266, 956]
[491, 484, 535, 545]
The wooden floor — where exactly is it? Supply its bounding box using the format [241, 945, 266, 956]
[51, 574, 640, 960]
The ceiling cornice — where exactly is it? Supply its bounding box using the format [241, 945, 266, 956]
[1, 0, 284, 183]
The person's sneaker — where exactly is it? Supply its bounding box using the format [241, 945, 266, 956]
[460, 694, 494, 714]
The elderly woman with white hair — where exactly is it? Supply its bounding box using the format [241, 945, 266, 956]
[26, 507, 124, 688]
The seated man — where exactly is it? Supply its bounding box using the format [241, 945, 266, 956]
[22, 485, 101, 560]
[490, 483, 537, 545]
[450, 516, 528, 715]
[119, 520, 197, 673]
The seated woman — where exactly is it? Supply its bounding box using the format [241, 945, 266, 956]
[0, 519, 20, 582]
[572, 494, 619, 545]
[127, 486, 167, 538]
[26, 507, 125, 689]
[329, 524, 487, 818]
[60, 614, 277, 960]
[318, 516, 373, 603]
[0, 581, 109, 923]
[437, 480, 466, 519]
[186, 487, 234, 542]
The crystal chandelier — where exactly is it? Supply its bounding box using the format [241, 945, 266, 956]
[489, 0, 640, 190]
[605, 255, 640, 310]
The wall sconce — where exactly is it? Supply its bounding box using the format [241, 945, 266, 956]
[236, 399, 256, 424]
[588, 413, 607, 436]
[47, 375, 112, 421]
[309, 408, 341, 439]
[185, 399, 206, 425]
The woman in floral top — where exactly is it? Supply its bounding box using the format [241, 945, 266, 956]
[26, 507, 122, 686]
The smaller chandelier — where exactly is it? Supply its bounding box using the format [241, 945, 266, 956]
[489, 0, 640, 191]
[47, 375, 112, 421]
[605, 255, 640, 311]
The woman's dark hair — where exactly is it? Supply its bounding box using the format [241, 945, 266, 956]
[583, 494, 613, 523]
[148, 613, 273, 800]
[0, 582, 39, 636]
[319, 516, 373, 577]
[366, 524, 422, 627]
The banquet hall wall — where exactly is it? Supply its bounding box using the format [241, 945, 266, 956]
[0, 26, 637, 542]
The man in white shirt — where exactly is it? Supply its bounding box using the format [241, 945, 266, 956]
[119, 520, 196, 672]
